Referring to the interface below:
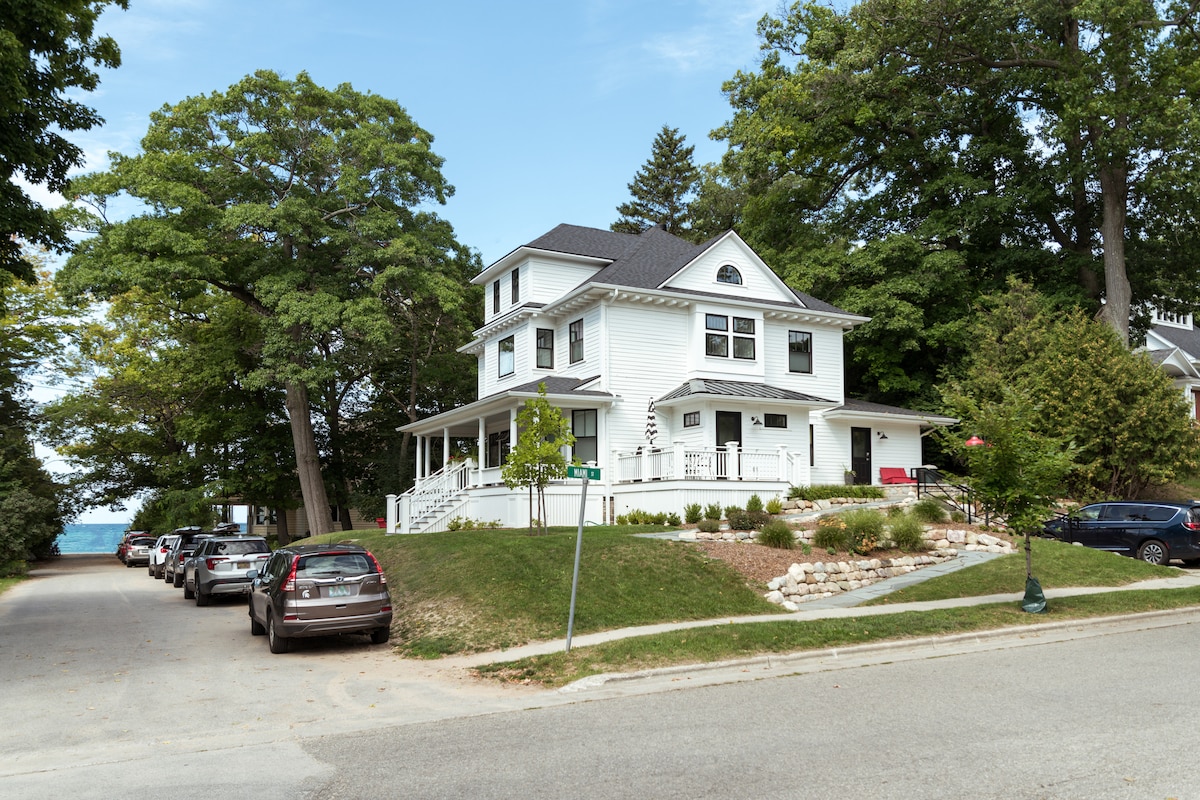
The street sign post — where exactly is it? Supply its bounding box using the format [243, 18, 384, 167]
[565, 465, 600, 652]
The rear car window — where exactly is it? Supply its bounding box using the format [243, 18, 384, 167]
[296, 553, 373, 578]
[1140, 506, 1178, 522]
[211, 540, 268, 555]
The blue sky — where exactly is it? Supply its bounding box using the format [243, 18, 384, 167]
[62, 0, 778, 265]
[49, 0, 779, 523]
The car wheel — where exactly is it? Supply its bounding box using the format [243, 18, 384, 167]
[195, 586, 210, 606]
[147, 564, 154, 576]
[1138, 539, 1169, 565]
[182, 580, 194, 600]
[126, 560, 133, 568]
[267, 614, 289, 654]
[173, 572, 184, 588]
[155, 564, 164, 579]
[250, 609, 265, 636]
[370, 627, 391, 645]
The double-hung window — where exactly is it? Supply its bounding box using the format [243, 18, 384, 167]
[536, 328, 554, 369]
[569, 319, 584, 364]
[511, 267, 520, 304]
[572, 409, 597, 463]
[788, 331, 812, 373]
[705, 314, 755, 360]
[498, 335, 514, 377]
[492, 281, 500, 314]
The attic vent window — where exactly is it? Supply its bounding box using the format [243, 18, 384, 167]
[717, 265, 742, 285]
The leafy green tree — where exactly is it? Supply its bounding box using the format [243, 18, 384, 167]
[611, 125, 701, 237]
[715, 0, 1200, 345]
[59, 70, 470, 537]
[946, 281, 1200, 501]
[0, 0, 126, 281]
[501, 384, 574, 535]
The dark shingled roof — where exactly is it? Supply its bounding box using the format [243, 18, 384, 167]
[518, 224, 855, 317]
[1152, 323, 1200, 359]
[482, 375, 612, 401]
[659, 378, 834, 404]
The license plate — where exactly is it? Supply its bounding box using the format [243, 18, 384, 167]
[328, 585, 352, 598]
[236, 561, 248, 569]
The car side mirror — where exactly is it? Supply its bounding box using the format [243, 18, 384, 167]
[246, 569, 259, 580]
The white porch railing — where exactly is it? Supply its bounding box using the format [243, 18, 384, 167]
[614, 443, 791, 483]
[388, 458, 475, 534]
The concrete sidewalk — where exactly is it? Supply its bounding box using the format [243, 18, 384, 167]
[442, 550, 1200, 670]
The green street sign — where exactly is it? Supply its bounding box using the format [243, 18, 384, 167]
[567, 466, 601, 480]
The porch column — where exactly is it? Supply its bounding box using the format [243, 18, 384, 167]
[726, 441, 741, 480]
[477, 416, 486, 483]
[442, 427, 450, 469]
[777, 444, 788, 482]
[509, 408, 518, 461]
[415, 436, 424, 483]
[422, 434, 432, 480]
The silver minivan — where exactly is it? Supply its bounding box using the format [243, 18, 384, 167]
[247, 543, 392, 654]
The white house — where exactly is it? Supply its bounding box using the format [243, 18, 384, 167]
[1143, 308, 1200, 418]
[388, 224, 954, 533]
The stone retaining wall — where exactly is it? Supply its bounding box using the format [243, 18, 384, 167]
[765, 552, 957, 610]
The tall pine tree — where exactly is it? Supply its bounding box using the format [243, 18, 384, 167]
[611, 125, 700, 237]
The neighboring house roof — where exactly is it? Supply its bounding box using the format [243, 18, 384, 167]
[656, 378, 835, 405]
[1149, 321, 1200, 359]
[819, 399, 957, 425]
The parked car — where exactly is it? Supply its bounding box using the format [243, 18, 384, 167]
[248, 543, 392, 654]
[148, 534, 180, 578]
[162, 527, 210, 587]
[1041, 501, 1200, 565]
[115, 530, 150, 563]
[123, 535, 157, 568]
[183, 535, 270, 606]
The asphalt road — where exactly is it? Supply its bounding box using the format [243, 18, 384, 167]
[4, 554, 1200, 799]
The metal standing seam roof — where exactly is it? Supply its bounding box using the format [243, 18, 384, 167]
[657, 378, 835, 404]
[821, 398, 958, 423]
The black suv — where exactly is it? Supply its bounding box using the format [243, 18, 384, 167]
[248, 543, 392, 654]
[1042, 501, 1200, 565]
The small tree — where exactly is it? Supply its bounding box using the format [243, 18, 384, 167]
[501, 384, 575, 535]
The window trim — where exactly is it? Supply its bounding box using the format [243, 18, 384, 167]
[572, 409, 597, 464]
[492, 280, 500, 314]
[764, 413, 787, 429]
[705, 314, 756, 360]
[717, 264, 743, 285]
[788, 330, 813, 374]
[569, 319, 584, 364]
[683, 411, 700, 428]
[498, 335, 515, 377]
[511, 266, 520, 304]
[535, 328, 554, 369]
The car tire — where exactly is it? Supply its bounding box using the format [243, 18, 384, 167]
[126, 560, 133, 568]
[148, 564, 154, 576]
[195, 587, 210, 606]
[183, 580, 194, 600]
[155, 564, 164, 579]
[267, 614, 289, 654]
[173, 572, 184, 588]
[370, 627, 391, 645]
[1138, 539, 1169, 565]
[250, 610, 265, 636]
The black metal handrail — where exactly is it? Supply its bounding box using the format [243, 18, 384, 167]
[915, 467, 985, 524]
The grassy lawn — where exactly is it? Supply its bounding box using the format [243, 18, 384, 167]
[295, 526, 776, 657]
[476, 586, 1200, 687]
[0, 576, 25, 597]
[863, 537, 1180, 605]
[303, 525, 1200, 686]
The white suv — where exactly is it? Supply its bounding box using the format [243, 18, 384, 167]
[148, 534, 179, 579]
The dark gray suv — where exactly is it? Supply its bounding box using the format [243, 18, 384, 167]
[1042, 501, 1200, 565]
[248, 543, 392, 654]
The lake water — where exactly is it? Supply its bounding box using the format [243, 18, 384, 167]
[60, 523, 132, 554]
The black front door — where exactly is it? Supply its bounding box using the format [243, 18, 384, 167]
[850, 426, 872, 485]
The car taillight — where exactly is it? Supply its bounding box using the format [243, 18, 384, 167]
[205, 557, 228, 569]
[367, 552, 387, 585]
[1185, 521, 1200, 531]
[282, 556, 299, 592]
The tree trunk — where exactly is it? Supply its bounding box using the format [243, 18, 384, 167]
[1095, 161, 1131, 345]
[284, 380, 332, 538]
[276, 507, 291, 546]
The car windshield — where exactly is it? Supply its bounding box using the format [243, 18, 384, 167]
[296, 553, 372, 578]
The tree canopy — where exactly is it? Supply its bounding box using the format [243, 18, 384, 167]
[0, 0, 126, 282]
[58, 71, 478, 537]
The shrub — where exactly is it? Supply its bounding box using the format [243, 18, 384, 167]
[812, 516, 848, 551]
[728, 510, 771, 531]
[704, 503, 722, 521]
[950, 510, 967, 523]
[788, 484, 886, 501]
[746, 494, 764, 512]
[616, 514, 628, 525]
[697, 518, 721, 533]
[766, 496, 783, 515]
[887, 514, 927, 551]
[841, 508, 885, 554]
[666, 512, 681, 526]
[724, 504, 742, 519]
[757, 520, 796, 549]
[911, 499, 948, 524]
[684, 503, 702, 524]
